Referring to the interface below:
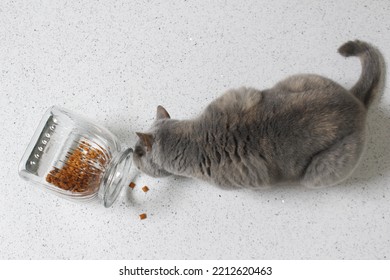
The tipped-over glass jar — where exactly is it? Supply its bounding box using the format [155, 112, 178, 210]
[19, 106, 137, 207]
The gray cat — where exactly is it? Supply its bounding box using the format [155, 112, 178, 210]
[133, 40, 384, 188]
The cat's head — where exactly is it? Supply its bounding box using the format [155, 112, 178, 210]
[133, 106, 172, 177]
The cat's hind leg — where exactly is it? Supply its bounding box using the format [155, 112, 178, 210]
[301, 131, 366, 188]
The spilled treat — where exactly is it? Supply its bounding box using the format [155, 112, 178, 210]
[139, 213, 147, 220]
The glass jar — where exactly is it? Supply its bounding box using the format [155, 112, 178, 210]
[19, 106, 137, 207]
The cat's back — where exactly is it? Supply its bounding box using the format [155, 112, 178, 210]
[205, 75, 365, 136]
[260, 74, 366, 140]
[200, 75, 366, 183]
[260, 77, 365, 167]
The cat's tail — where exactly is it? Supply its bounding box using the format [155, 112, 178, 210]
[338, 40, 385, 109]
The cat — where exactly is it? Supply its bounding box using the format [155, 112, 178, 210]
[133, 40, 384, 188]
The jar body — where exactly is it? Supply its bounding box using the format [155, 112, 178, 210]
[19, 106, 134, 207]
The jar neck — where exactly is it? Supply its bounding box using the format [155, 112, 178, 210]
[99, 148, 134, 207]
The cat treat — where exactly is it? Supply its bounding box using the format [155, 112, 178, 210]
[139, 213, 147, 220]
[46, 141, 108, 194]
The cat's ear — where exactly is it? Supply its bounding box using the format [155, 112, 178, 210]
[156, 105, 170, 120]
[136, 132, 154, 152]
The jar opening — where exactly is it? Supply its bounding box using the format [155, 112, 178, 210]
[100, 148, 134, 207]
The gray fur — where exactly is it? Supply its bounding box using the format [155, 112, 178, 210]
[133, 40, 384, 188]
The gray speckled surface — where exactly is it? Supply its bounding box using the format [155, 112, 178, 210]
[1, 0, 389, 259]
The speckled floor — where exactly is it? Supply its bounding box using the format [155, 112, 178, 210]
[1, 0, 389, 259]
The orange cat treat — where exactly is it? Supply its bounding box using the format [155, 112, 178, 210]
[139, 213, 147, 220]
[129, 182, 136, 189]
[46, 141, 108, 194]
[142, 186, 149, 192]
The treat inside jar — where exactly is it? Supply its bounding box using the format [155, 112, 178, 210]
[46, 140, 110, 194]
